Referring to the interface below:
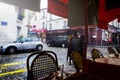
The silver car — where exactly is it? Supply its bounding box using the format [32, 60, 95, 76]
[0, 37, 43, 54]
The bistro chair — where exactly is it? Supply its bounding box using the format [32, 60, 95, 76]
[107, 47, 117, 54]
[91, 49, 104, 61]
[71, 50, 83, 72]
[107, 47, 119, 58]
[27, 51, 60, 80]
[115, 46, 120, 53]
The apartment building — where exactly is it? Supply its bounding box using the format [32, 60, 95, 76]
[0, 2, 17, 43]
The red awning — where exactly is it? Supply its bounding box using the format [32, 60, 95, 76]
[98, 0, 120, 30]
[57, 0, 69, 5]
[48, 0, 68, 18]
[118, 17, 120, 22]
[31, 29, 46, 33]
[31, 29, 39, 33]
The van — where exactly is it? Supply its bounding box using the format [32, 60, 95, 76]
[47, 36, 68, 48]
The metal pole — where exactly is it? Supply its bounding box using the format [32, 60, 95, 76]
[84, 0, 88, 60]
[83, 0, 88, 72]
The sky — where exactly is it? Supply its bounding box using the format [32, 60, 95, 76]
[40, 0, 48, 9]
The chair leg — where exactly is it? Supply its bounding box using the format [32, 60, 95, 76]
[55, 65, 64, 80]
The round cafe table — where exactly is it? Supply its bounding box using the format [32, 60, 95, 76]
[95, 57, 120, 65]
[88, 57, 120, 80]
[63, 72, 104, 80]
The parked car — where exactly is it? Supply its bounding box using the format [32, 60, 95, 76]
[0, 37, 43, 54]
[47, 36, 68, 48]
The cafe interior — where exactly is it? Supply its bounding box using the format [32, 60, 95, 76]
[0, 0, 120, 80]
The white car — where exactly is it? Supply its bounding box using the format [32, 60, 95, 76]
[0, 37, 43, 54]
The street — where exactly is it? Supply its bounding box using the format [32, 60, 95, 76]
[0, 43, 69, 80]
[0, 43, 109, 80]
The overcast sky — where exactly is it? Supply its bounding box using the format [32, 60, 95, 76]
[40, 0, 48, 9]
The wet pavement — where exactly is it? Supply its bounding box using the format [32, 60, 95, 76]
[0, 43, 70, 80]
[0, 53, 28, 80]
[0, 43, 110, 80]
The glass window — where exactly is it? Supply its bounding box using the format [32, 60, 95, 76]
[63, 21, 67, 28]
[49, 23, 52, 30]
[42, 22, 45, 29]
[43, 11, 45, 18]
[25, 38, 32, 42]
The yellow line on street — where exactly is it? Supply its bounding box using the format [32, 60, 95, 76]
[1, 61, 25, 67]
[0, 68, 27, 77]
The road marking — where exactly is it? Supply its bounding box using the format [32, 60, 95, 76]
[0, 68, 27, 77]
[0, 61, 25, 70]
[0, 61, 26, 75]
[1, 61, 25, 67]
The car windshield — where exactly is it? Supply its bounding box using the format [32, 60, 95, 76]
[13, 37, 40, 43]
[32, 38, 40, 41]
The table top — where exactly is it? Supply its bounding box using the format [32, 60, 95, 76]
[95, 57, 120, 65]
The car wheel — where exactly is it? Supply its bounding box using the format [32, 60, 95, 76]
[36, 45, 43, 51]
[6, 47, 17, 54]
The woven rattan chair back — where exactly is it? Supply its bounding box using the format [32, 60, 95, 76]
[71, 51, 83, 72]
[91, 49, 104, 61]
[115, 46, 120, 53]
[107, 47, 117, 54]
[27, 51, 58, 80]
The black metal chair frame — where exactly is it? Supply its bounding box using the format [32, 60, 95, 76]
[27, 51, 59, 80]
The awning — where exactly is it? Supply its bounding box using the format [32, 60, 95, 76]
[98, 0, 120, 30]
[0, 0, 40, 12]
[31, 29, 46, 33]
[48, 0, 120, 30]
[48, 0, 68, 18]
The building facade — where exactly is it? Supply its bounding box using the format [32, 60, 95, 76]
[39, 8, 68, 42]
[0, 2, 17, 43]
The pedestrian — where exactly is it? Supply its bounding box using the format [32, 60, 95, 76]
[66, 33, 74, 65]
[71, 34, 84, 57]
